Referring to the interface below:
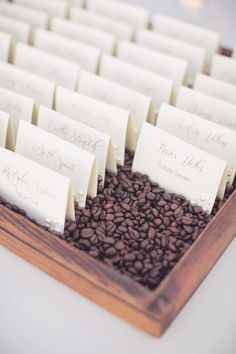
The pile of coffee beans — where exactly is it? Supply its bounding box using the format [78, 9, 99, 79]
[1, 151, 235, 290]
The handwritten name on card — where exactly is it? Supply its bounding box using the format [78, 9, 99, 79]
[132, 123, 227, 213]
[0, 111, 15, 150]
[0, 61, 55, 110]
[0, 14, 30, 43]
[0, 2, 49, 29]
[86, 0, 150, 28]
[33, 28, 101, 73]
[37, 106, 117, 184]
[116, 41, 188, 99]
[0, 31, 11, 62]
[0, 147, 75, 234]
[14, 0, 69, 18]
[50, 17, 115, 56]
[176, 86, 236, 131]
[152, 14, 220, 70]
[135, 30, 206, 86]
[0, 86, 33, 140]
[99, 55, 173, 121]
[13, 43, 80, 90]
[55, 86, 136, 166]
[78, 71, 151, 140]
[69, 7, 134, 41]
[157, 104, 236, 185]
[16, 121, 98, 207]
[210, 54, 236, 86]
[194, 74, 236, 106]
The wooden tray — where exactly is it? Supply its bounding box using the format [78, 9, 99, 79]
[0, 189, 236, 337]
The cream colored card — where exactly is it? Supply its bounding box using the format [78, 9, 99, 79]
[176, 86, 236, 131]
[194, 73, 236, 106]
[13, 43, 80, 90]
[116, 40, 188, 99]
[99, 55, 173, 122]
[34, 27, 101, 73]
[0, 86, 33, 140]
[0, 111, 15, 150]
[16, 120, 98, 207]
[55, 86, 136, 165]
[152, 14, 220, 70]
[50, 17, 115, 56]
[13, 0, 69, 18]
[0, 61, 55, 111]
[0, 31, 11, 62]
[86, 0, 150, 28]
[78, 71, 151, 140]
[37, 105, 117, 185]
[210, 54, 236, 85]
[0, 2, 49, 29]
[135, 30, 206, 86]
[157, 103, 236, 186]
[132, 123, 228, 213]
[0, 14, 31, 43]
[0, 146, 75, 234]
[69, 7, 134, 41]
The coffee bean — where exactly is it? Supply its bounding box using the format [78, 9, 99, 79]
[103, 237, 115, 245]
[174, 207, 184, 217]
[105, 213, 114, 221]
[181, 216, 193, 225]
[105, 247, 117, 257]
[81, 228, 93, 238]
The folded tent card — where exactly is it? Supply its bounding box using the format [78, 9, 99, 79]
[0, 31, 12, 62]
[132, 123, 228, 214]
[69, 7, 134, 41]
[86, 0, 150, 29]
[99, 55, 173, 123]
[0, 146, 75, 234]
[194, 73, 236, 106]
[0, 14, 31, 44]
[13, 0, 69, 18]
[115, 40, 188, 100]
[0, 86, 33, 141]
[210, 54, 236, 86]
[135, 29, 207, 86]
[157, 104, 236, 185]
[176, 86, 236, 131]
[77, 71, 152, 140]
[15, 120, 98, 207]
[55, 86, 136, 165]
[152, 14, 220, 71]
[49, 17, 115, 56]
[0, 110, 15, 150]
[37, 105, 117, 184]
[13, 42, 80, 90]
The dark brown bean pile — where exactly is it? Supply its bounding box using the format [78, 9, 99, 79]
[1, 151, 235, 290]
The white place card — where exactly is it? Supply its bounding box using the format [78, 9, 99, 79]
[0, 14, 31, 43]
[135, 30, 206, 85]
[0, 62, 55, 112]
[176, 86, 236, 131]
[37, 106, 117, 184]
[194, 74, 236, 106]
[0, 2, 49, 29]
[69, 7, 134, 41]
[210, 54, 236, 85]
[50, 17, 115, 56]
[13, 0, 69, 18]
[86, 0, 150, 28]
[34, 27, 101, 73]
[0, 31, 11, 62]
[0, 111, 15, 150]
[13, 43, 80, 90]
[64, 0, 84, 6]
[78, 71, 151, 140]
[0, 86, 33, 140]
[16, 120, 98, 207]
[99, 55, 173, 122]
[55, 87, 136, 165]
[132, 123, 228, 213]
[0, 146, 75, 234]
[152, 14, 220, 70]
[157, 104, 236, 185]
[116, 40, 188, 99]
